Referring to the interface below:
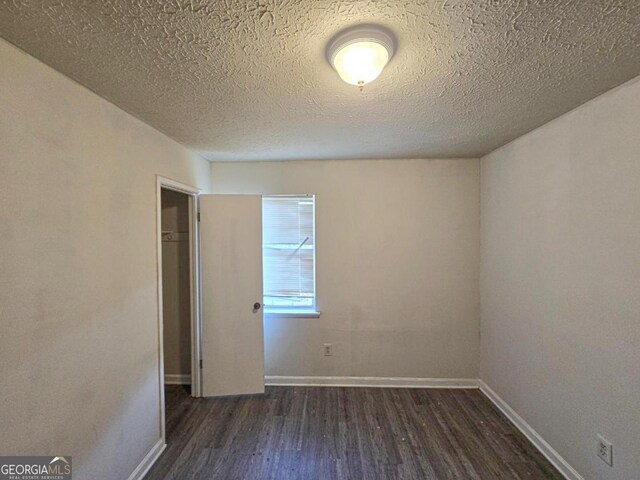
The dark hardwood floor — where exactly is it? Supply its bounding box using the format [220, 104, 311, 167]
[145, 385, 563, 480]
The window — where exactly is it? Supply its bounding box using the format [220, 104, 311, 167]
[262, 195, 317, 316]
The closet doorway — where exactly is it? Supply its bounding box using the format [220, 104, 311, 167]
[161, 188, 192, 386]
[156, 177, 201, 442]
[155, 177, 266, 442]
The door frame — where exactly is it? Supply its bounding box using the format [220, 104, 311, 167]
[155, 175, 202, 442]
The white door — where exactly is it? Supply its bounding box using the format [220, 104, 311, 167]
[199, 194, 265, 397]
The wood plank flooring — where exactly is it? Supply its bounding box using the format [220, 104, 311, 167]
[145, 385, 563, 480]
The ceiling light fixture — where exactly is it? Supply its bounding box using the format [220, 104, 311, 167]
[327, 25, 396, 91]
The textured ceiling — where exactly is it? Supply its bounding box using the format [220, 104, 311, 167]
[1, 1, 640, 161]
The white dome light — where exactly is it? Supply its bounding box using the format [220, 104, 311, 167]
[327, 25, 396, 91]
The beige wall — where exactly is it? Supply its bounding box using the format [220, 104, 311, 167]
[0, 39, 210, 480]
[210, 159, 480, 379]
[480, 76, 640, 479]
[161, 189, 191, 376]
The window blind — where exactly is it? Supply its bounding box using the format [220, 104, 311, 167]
[262, 195, 315, 310]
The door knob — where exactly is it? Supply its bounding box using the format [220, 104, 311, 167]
[253, 302, 262, 310]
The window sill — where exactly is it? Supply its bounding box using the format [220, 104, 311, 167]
[264, 310, 321, 319]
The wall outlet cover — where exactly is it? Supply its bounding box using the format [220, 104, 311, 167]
[597, 434, 613, 466]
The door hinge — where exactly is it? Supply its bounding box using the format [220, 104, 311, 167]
[197, 212, 200, 222]
[199, 359, 203, 369]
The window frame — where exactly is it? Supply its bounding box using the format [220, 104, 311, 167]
[262, 194, 320, 318]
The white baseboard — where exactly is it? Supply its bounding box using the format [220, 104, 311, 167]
[164, 374, 191, 385]
[265, 376, 479, 389]
[478, 380, 583, 480]
[126, 439, 165, 480]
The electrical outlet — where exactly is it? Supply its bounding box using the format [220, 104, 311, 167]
[597, 434, 613, 466]
[323, 343, 333, 356]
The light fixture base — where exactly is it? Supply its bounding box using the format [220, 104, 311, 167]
[326, 25, 396, 66]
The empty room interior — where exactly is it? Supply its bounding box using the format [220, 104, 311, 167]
[1, 2, 639, 480]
